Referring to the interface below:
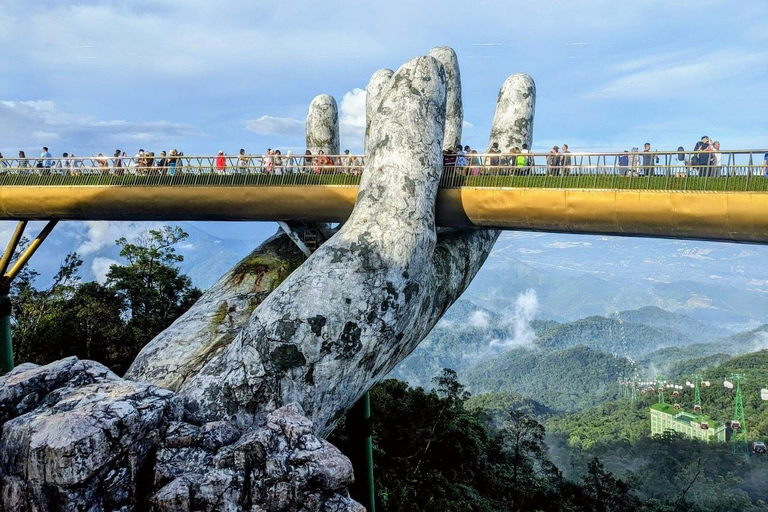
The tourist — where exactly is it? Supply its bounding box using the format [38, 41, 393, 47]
[18, 151, 28, 173]
[488, 142, 501, 173]
[156, 151, 168, 174]
[303, 150, 312, 173]
[216, 150, 226, 173]
[96, 153, 110, 174]
[547, 146, 561, 176]
[691, 136, 710, 176]
[263, 149, 273, 174]
[72, 154, 83, 173]
[456, 144, 467, 176]
[520, 143, 532, 175]
[314, 150, 334, 174]
[442, 147, 457, 177]
[132, 149, 144, 173]
[628, 147, 641, 176]
[40, 146, 52, 172]
[342, 149, 352, 174]
[349, 153, 362, 175]
[641, 143, 658, 176]
[0, 153, 6, 173]
[274, 150, 283, 175]
[113, 149, 123, 175]
[168, 149, 178, 176]
[561, 144, 572, 176]
[59, 153, 71, 174]
[763, 150, 768, 177]
[146, 152, 156, 174]
[470, 150, 482, 176]
[237, 149, 249, 174]
[711, 141, 722, 176]
[283, 150, 296, 174]
[618, 151, 629, 175]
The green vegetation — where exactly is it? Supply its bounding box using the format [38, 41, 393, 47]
[3, 171, 768, 192]
[534, 315, 690, 356]
[461, 345, 633, 412]
[11, 226, 201, 374]
[331, 370, 650, 512]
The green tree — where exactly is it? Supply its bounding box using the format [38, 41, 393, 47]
[11, 250, 82, 365]
[580, 458, 642, 512]
[10, 225, 201, 375]
[106, 226, 201, 358]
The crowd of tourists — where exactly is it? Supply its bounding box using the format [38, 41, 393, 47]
[1, 138, 767, 177]
[0, 147, 365, 176]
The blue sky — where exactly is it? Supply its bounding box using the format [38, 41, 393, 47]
[1, 0, 767, 240]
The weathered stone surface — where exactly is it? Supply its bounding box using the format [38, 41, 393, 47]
[487, 73, 536, 152]
[0, 356, 117, 425]
[130, 49, 536, 440]
[364, 68, 393, 154]
[150, 404, 363, 512]
[126, 232, 306, 390]
[427, 46, 463, 148]
[0, 358, 180, 512]
[306, 94, 340, 156]
[0, 362, 363, 511]
[175, 55, 450, 435]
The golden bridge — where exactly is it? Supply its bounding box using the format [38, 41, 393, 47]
[1, 150, 768, 242]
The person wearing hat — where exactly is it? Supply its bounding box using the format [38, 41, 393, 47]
[216, 150, 226, 173]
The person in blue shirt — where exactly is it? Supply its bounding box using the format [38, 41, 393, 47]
[763, 152, 768, 177]
[40, 147, 52, 172]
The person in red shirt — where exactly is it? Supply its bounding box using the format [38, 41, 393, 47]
[216, 150, 226, 173]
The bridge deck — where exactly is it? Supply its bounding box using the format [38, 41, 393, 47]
[2, 151, 768, 243]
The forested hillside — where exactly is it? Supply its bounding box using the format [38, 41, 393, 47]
[461, 345, 633, 411]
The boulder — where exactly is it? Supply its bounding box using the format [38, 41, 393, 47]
[150, 404, 363, 512]
[0, 358, 180, 511]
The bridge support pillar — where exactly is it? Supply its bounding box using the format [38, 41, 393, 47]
[0, 220, 58, 375]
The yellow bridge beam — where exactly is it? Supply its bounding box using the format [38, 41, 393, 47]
[1, 185, 768, 243]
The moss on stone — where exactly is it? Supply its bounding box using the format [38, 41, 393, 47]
[212, 301, 229, 329]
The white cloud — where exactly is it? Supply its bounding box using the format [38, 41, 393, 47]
[91, 257, 119, 284]
[544, 241, 593, 249]
[490, 289, 539, 351]
[0, 100, 195, 153]
[77, 221, 163, 256]
[462, 120, 473, 129]
[244, 116, 304, 137]
[590, 50, 768, 99]
[340, 88, 366, 151]
[468, 310, 491, 329]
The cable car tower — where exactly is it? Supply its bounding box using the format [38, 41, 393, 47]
[725, 374, 748, 456]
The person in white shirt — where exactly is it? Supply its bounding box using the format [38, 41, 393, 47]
[712, 141, 722, 176]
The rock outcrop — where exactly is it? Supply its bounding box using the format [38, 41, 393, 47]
[0, 357, 180, 511]
[0, 359, 362, 511]
[306, 94, 340, 156]
[150, 403, 363, 512]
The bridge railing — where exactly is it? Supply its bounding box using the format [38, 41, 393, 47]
[0, 151, 766, 191]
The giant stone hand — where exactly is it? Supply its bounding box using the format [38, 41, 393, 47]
[129, 48, 536, 437]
